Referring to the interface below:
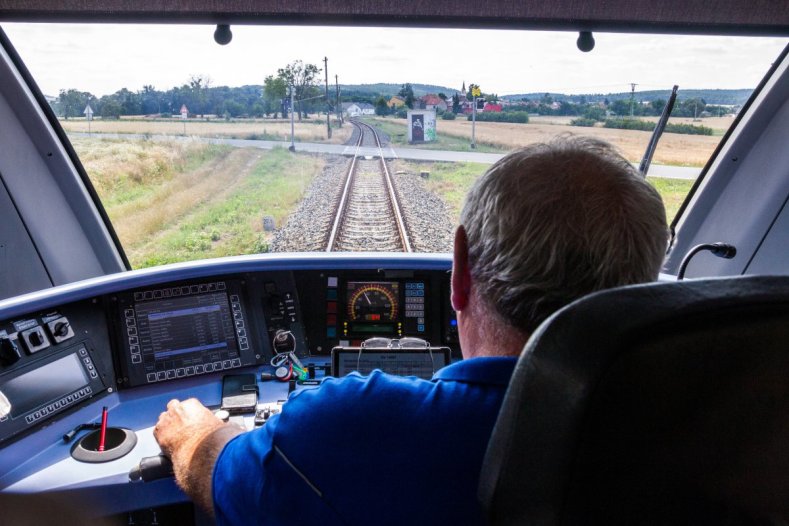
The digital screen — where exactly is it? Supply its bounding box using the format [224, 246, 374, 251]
[350, 323, 395, 334]
[133, 292, 239, 375]
[333, 349, 450, 380]
[1, 353, 88, 419]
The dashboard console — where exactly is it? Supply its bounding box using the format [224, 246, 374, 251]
[0, 254, 457, 507]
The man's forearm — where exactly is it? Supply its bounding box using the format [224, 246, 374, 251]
[171, 424, 245, 516]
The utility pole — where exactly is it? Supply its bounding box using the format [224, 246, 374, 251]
[471, 99, 477, 149]
[629, 82, 638, 118]
[470, 84, 481, 149]
[323, 56, 331, 139]
[335, 74, 342, 126]
[289, 84, 295, 152]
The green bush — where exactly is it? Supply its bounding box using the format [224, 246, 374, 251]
[583, 106, 607, 121]
[395, 109, 407, 119]
[664, 123, 713, 135]
[603, 118, 713, 135]
[603, 119, 655, 131]
[467, 111, 529, 123]
[570, 118, 597, 127]
[442, 112, 456, 120]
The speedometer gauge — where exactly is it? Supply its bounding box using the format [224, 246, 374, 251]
[347, 282, 399, 322]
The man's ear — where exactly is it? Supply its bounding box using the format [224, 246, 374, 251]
[451, 226, 471, 312]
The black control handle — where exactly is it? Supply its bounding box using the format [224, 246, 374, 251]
[129, 454, 174, 482]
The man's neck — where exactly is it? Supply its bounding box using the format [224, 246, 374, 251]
[459, 299, 529, 359]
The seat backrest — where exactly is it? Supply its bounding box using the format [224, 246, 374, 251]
[479, 275, 789, 525]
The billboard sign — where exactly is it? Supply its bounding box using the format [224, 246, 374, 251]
[407, 110, 437, 143]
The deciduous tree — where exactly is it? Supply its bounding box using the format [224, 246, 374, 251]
[263, 75, 287, 118]
[398, 83, 415, 109]
[276, 60, 321, 121]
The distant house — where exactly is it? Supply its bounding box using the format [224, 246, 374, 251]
[357, 102, 375, 115]
[389, 96, 406, 109]
[342, 102, 375, 117]
[420, 94, 448, 112]
[342, 102, 362, 117]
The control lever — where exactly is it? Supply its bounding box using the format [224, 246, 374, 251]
[129, 454, 174, 482]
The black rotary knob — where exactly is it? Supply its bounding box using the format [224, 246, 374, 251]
[0, 337, 21, 366]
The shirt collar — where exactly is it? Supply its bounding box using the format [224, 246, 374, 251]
[433, 356, 518, 386]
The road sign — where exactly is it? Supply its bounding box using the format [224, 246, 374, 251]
[471, 85, 481, 97]
[180, 104, 188, 119]
[83, 104, 93, 121]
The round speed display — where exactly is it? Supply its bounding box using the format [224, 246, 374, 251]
[347, 282, 399, 322]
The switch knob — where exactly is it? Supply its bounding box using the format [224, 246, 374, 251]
[28, 330, 42, 347]
[0, 338, 21, 366]
[53, 321, 70, 337]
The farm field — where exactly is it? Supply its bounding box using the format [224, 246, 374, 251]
[71, 137, 324, 268]
[529, 115, 734, 132]
[393, 159, 693, 222]
[60, 117, 352, 144]
[377, 117, 722, 167]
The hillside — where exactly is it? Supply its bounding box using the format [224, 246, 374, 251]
[339, 83, 458, 97]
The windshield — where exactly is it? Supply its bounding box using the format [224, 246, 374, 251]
[3, 24, 786, 268]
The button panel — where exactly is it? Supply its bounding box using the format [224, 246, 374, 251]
[142, 358, 243, 384]
[405, 282, 427, 334]
[24, 385, 93, 425]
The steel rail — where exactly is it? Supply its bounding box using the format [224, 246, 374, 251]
[354, 120, 413, 253]
[325, 121, 364, 251]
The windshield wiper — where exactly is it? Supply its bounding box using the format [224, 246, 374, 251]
[638, 85, 679, 177]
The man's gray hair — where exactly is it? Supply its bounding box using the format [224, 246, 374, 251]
[460, 135, 668, 334]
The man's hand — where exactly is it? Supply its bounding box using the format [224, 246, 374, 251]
[153, 398, 244, 516]
[154, 398, 222, 460]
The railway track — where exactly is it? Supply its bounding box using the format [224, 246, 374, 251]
[326, 120, 412, 252]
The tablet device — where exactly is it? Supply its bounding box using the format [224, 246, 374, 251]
[331, 347, 451, 380]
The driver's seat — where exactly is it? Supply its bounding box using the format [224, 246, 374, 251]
[479, 275, 789, 525]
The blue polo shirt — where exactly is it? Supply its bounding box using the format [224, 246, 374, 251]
[212, 357, 517, 525]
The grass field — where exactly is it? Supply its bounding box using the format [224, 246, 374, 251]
[71, 137, 324, 268]
[529, 115, 734, 133]
[394, 160, 694, 222]
[377, 116, 721, 167]
[71, 133, 692, 269]
[60, 117, 352, 144]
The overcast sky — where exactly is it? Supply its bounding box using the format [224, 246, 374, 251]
[3, 23, 786, 97]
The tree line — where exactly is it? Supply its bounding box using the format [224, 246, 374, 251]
[54, 66, 731, 122]
[55, 60, 327, 120]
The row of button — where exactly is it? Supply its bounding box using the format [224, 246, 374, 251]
[25, 386, 92, 424]
[230, 295, 249, 350]
[123, 309, 144, 363]
[145, 358, 242, 383]
[81, 350, 99, 379]
[133, 282, 227, 302]
[405, 284, 426, 334]
[125, 309, 141, 363]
